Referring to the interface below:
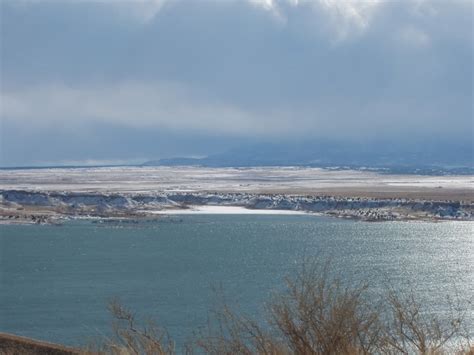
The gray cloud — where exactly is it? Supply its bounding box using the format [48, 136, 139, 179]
[1, 0, 472, 165]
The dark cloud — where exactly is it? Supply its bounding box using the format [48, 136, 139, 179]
[1, 0, 472, 166]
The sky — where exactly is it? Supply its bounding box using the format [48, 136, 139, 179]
[0, 0, 472, 166]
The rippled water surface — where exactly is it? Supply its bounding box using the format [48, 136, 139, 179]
[1, 215, 472, 347]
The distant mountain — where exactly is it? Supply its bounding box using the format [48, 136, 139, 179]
[142, 140, 473, 175]
[144, 157, 203, 166]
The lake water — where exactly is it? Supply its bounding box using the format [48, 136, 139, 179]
[0, 215, 473, 349]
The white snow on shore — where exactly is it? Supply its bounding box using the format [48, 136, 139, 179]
[147, 205, 309, 215]
[0, 166, 471, 193]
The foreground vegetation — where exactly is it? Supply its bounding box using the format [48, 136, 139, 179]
[89, 262, 472, 355]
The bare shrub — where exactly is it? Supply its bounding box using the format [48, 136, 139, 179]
[195, 262, 382, 354]
[90, 299, 175, 355]
[194, 302, 286, 355]
[194, 262, 471, 355]
[268, 262, 382, 354]
[91, 263, 471, 355]
[380, 290, 471, 354]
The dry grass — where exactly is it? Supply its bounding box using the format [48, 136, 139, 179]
[89, 262, 472, 355]
[0, 332, 79, 355]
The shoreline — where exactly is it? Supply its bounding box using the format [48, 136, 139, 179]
[1, 190, 472, 224]
[1, 166, 472, 224]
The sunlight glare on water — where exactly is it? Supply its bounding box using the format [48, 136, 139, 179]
[0, 215, 473, 348]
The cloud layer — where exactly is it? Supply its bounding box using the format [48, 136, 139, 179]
[1, 0, 472, 165]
